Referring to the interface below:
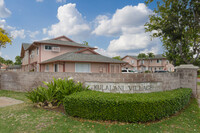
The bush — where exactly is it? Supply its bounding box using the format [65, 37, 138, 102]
[64, 88, 192, 122]
[26, 77, 88, 106]
[197, 69, 200, 77]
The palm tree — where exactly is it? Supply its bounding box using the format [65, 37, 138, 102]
[147, 52, 155, 58]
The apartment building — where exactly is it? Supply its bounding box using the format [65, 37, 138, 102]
[20, 36, 125, 73]
[122, 55, 174, 72]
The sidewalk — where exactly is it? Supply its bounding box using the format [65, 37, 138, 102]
[0, 97, 24, 107]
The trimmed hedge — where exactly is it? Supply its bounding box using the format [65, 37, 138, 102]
[64, 88, 192, 122]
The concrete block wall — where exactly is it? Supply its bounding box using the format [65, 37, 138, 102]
[0, 64, 198, 96]
[176, 64, 199, 97]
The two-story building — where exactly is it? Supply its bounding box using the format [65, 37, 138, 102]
[20, 36, 126, 73]
[122, 55, 174, 72]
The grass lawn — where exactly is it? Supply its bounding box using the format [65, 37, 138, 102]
[0, 90, 200, 133]
[198, 82, 200, 85]
[198, 75, 200, 78]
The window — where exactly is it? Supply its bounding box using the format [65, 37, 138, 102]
[45, 64, 49, 72]
[157, 59, 162, 63]
[45, 45, 52, 50]
[141, 60, 144, 64]
[131, 60, 134, 64]
[75, 63, 90, 73]
[54, 64, 59, 72]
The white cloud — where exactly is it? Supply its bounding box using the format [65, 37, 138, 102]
[11, 29, 25, 39]
[48, 3, 90, 40]
[0, 51, 2, 56]
[29, 31, 39, 38]
[36, 0, 43, 2]
[42, 28, 47, 34]
[107, 33, 150, 52]
[93, 3, 152, 36]
[92, 3, 162, 56]
[94, 46, 118, 57]
[0, 0, 11, 18]
[0, 19, 14, 30]
[56, 0, 66, 3]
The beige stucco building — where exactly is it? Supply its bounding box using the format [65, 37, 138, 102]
[20, 36, 125, 73]
[122, 55, 174, 72]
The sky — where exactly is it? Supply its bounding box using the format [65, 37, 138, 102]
[0, 0, 163, 61]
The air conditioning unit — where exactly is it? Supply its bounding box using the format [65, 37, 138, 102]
[52, 47, 60, 52]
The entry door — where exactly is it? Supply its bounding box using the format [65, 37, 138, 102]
[54, 64, 59, 72]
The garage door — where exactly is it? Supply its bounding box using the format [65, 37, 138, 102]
[75, 63, 91, 73]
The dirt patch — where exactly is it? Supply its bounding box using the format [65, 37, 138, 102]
[0, 97, 24, 107]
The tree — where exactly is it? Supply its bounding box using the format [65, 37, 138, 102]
[137, 53, 147, 59]
[0, 56, 5, 64]
[145, 0, 200, 66]
[112, 56, 121, 60]
[4, 59, 13, 65]
[82, 41, 89, 46]
[14, 56, 22, 65]
[147, 52, 155, 58]
[0, 28, 12, 48]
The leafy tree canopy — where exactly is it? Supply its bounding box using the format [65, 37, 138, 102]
[112, 56, 121, 60]
[4, 59, 13, 65]
[0, 28, 12, 48]
[82, 41, 89, 46]
[14, 56, 22, 65]
[145, 0, 200, 66]
[147, 52, 155, 58]
[137, 53, 147, 59]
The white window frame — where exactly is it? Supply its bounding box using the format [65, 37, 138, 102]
[54, 64, 59, 72]
[75, 63, 91, 73]
[131, 60, 134, 64]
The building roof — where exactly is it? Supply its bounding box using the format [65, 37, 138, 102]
[34, 39, 94, 49]
[124, 54, 166, 60]
[41, 52, 125, 64]
[22, 43, 31, 50]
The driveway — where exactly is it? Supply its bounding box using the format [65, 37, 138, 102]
[0, 97, 24, 107]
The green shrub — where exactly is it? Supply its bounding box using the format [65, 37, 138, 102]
[26, 77, 88, 106]
[197, 69, 200, 75]
[64, 88, 192, 122]
[145, 70, 151, 73]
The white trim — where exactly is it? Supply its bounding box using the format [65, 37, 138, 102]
[75, 63, 91, 73]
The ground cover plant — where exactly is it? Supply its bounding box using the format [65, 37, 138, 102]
[64, 88, 192, 122]
[26, 77, 88, 107]
[0, 90, 200, 133]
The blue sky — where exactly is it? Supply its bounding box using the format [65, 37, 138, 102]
[0, 0, 162, 61]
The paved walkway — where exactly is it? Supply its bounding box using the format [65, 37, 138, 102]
[0, 97, 24, 108]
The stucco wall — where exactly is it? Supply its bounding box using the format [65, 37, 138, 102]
[40, 45, 79, 62]
[0, 64, 198, 96]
